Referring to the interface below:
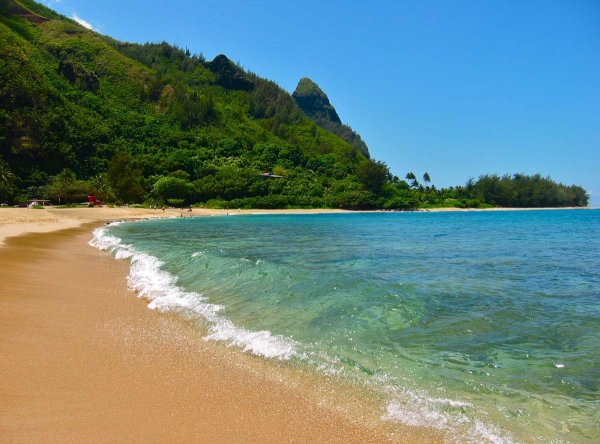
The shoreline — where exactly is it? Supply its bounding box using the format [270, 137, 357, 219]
[417, 206, 592, 212]
[0, 205, 592, 246]
[0, 207, 351, 247]
[0, 219, 442, 442]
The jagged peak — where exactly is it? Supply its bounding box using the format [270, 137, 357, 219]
[210, 54, 232, 66]
[292, 77, 370, 157]
[292, 77, 341, 124]
[293, 77, 327, 99]
[207, 54, 253, 91]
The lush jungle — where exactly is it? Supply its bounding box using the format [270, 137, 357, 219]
[0, 0, 588, 209]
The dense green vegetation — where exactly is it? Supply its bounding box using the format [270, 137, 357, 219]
[463, 174, 588, 208]
[0, 0, 589, 209]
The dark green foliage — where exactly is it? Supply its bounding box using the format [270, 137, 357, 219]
[357, 159, 389, 193]
[208, 54, 253, 91]
[88, 173, 115, 202]
[171, 89, 216, 129]
[45, 168, 89, 203]
[152, 176, 192, 203]
[293, 77, 370, 157]
[0, 157, 16, 202]
[465, 174, 589, 207]
[107, 153, 144, 203]
[0, 1, 588, 210]
[249, 79, 301, 124]
[57, 60, 99, 91]
[404, 172, 420, 189]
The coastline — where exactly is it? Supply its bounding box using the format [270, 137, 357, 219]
[0, 215, 442, 442]
[0, 207, 351, 247]
[417, 206, 592, 212]
[0, 205, 591, 246]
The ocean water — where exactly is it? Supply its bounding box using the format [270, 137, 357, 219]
[91, 210, 600, 443]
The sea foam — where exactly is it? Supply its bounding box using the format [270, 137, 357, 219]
[89, 224, 298, 360]
[382, 387, 515, 444]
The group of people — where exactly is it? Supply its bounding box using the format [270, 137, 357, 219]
[149, 205, 193, 212]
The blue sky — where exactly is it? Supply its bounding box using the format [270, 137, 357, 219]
[43, 0, 600, 206]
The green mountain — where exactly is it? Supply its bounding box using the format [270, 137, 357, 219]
[0, 0, 392, 209]
[0, 0, 588, 209]
[293, 78, 370, 158]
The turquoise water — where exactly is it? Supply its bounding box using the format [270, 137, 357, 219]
[93, 210, 600, 442]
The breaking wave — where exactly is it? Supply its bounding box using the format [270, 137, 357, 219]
[89, 223, 298, 360]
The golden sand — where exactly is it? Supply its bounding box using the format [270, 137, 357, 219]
[0, 214, 442, 442]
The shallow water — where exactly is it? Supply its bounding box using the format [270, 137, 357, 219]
[92, 210, 600, 443]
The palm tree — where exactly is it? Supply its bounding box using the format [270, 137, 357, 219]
[405, 172, 420, 188]
[0, 160, 14, 201]
[0, 160, 13, 187]
[89, 173, 115, 202]
[423, 172, 431, 184]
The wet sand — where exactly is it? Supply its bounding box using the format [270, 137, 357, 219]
[0, 224, 441, 442]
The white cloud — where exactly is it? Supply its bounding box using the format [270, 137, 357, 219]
[71, 13, 94, 30]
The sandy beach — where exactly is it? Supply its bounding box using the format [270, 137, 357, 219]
[1, 205, 588, 247]
[0, 206, 355, 247]
[0, 207, 443, 443]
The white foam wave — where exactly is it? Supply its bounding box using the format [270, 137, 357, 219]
[473, 420, 515, 444]
[430, 397, 472, 409]
[383, 399, 451, 428]
[382, 388, 515, 444]
[90, 224, 298, 360]
[205, 319, 296, 359]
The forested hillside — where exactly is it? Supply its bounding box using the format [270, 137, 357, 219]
[0, 0, 589, 209]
